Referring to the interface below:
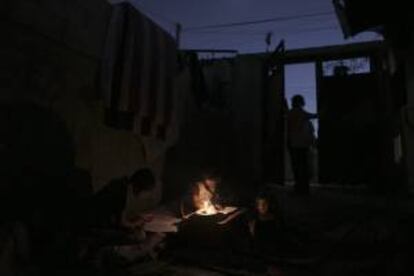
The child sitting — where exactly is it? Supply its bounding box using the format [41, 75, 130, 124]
[249, 191, 283, 254]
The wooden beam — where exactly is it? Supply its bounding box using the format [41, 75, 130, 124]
[244, 41, 384, 65]
[280, 41, 384, 64]
[181, 49, 238, 54]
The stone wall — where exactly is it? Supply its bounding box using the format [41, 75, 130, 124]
[0, 0, 162, 213]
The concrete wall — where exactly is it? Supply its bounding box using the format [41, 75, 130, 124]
[1, 0, 274, 209]
[162, 56, 266, 202]
[232, 56, 265, 184]
[403, 33, 414, 193]
[1, 0, 162, 212]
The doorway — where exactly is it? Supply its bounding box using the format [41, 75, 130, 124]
[285, 63, 318, 184]
[317, 57, 378, 186]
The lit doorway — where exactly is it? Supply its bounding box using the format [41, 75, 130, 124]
[284, 63, 318, 184]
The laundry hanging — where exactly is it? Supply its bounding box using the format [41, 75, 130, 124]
[101, 2, 177, 141]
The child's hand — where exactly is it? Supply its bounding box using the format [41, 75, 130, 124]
[214, 204, 224, 211]
[140, 214, 155, 222]
[124, 215, 151, 229]
[248, 220, 256, 236]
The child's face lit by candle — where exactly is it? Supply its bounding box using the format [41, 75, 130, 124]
[256, 198, 269, 215]
[204, 179, 217, 192]
[191, 178, 219, 212]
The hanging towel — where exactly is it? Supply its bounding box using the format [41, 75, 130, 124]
[101, 3, 177, 141]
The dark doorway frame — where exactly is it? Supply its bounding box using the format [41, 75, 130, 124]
[265, 41, 394, 188]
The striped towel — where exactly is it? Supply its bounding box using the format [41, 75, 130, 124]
[101, 3, 177, 141]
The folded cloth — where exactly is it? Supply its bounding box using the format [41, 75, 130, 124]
[143, 214, 181, 233]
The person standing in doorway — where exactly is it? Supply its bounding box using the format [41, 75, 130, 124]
[287, 95, 317, 195]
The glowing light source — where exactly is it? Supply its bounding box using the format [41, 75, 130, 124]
[196, 199, 218, 216]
